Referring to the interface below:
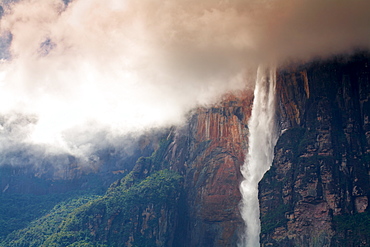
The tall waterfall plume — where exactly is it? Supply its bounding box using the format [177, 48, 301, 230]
[239, 66, 279, 247]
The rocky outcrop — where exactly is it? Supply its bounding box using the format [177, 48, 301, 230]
[60, 89, 255, 247]
[165, 91, 254, 247]
[62, 90, 255, 247]
[260, 53, 370, 246]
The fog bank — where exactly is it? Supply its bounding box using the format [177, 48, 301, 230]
[0, 0, 369, 165]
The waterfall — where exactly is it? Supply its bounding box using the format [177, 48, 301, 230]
[239, 66, 279, 247]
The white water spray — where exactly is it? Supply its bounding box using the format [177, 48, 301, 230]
[239, 66, 279, 247]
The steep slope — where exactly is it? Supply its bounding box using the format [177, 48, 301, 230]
[0, 90, 254, 246]
[1, 170, 182, 247]
[4, 53, 370, 246]
[259, 53, 370, 246]
[166, 91, 253, 246]
[0, 134, 159, 240]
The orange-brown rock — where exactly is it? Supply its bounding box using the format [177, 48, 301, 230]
[165, 90, 254, 247]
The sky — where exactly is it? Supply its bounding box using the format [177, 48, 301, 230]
[0, 0, 369, 166]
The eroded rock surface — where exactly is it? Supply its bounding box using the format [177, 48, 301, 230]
[260, 53, 370, 247]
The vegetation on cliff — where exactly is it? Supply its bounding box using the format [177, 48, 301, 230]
[0, 192, 85, 241]
[0, 136, 183, 247]
[1, 169, 182, 247]
[1, 194, 101, 247]
[332, 211, 370, 246]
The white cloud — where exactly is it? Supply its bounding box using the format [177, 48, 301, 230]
[0, 0, 369, 165]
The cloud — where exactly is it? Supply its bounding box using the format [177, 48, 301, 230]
[258, 0, 370, 63]
[0, 0, 369, 166]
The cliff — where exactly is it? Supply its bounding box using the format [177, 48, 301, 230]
[2, 53, 370, 246]
[259, 53, 370, 246]
[165, 91, 253, 246]
[0, 90, 254, 246]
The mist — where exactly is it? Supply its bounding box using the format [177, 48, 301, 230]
[0, 0, 369, 166]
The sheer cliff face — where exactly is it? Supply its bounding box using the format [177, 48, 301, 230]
[50, 90, 254, 247]
[259, 53, 370, 246]
[165, 91, 253, 247]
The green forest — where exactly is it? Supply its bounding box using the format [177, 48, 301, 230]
[0, 169, 182, 247]
[0, 137, 183, 247]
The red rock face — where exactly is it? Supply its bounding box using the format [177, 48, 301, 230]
[78, 92, 255, 247]
[166, 90, 254, 247]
